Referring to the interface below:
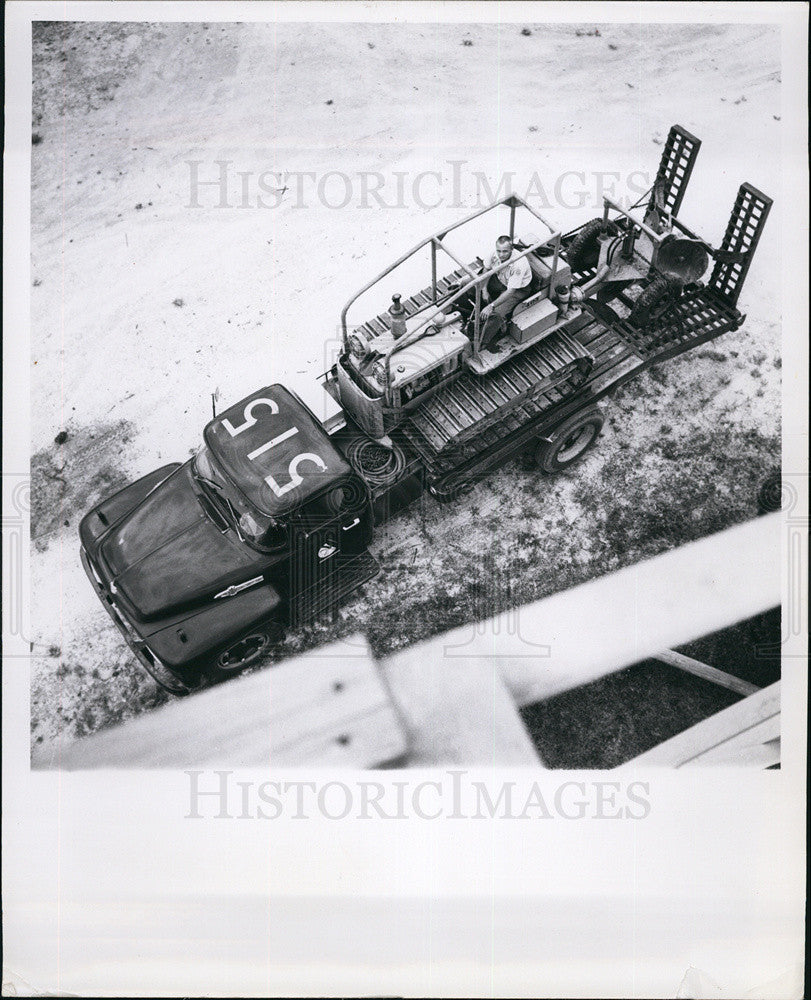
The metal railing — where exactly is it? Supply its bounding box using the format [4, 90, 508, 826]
[339, 194, 562, 372]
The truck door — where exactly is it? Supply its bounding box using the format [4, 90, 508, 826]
[286, 493, 378, 628]
[288, 514, 342, 627]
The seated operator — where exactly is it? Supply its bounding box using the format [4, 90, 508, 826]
[479, 235, 535, 351]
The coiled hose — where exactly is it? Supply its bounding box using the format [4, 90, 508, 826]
[345, 437, 407, 489]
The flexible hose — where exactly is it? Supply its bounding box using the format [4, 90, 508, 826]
[345, 437, 407, 489]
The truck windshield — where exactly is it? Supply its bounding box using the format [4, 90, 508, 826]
[192, 447, 287, 551]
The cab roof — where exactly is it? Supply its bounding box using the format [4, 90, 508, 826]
[204, 384, 352, 517]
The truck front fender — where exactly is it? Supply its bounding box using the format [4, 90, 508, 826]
[79, 463, 182, 554]
[146, 581, 283, 669]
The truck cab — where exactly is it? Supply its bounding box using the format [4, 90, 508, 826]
[80, 384, 378, 692]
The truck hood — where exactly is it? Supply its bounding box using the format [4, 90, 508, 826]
[99, 462, 269, 621]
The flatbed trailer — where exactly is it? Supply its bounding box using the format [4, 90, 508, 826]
[320, 147, 772, 511]
[320, 229, 758, 510]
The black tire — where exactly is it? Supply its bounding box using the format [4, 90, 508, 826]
[628, 275, 682, 328]
[535, 407, 605, 473]
[212, 625, 280, 676]
[566, 218, 617, 272]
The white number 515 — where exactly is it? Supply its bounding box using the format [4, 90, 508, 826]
[219, 397, 327, 497]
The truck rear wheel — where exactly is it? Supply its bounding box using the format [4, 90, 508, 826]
[535, 407, 604, 473]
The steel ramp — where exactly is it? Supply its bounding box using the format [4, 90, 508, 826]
[608, 287, 743, 360]
[648, 124, 702, 219]
[708, 183, 773, 308]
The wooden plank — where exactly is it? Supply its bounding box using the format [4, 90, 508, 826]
[379, 647, 542, 767]
[34, 637, 408, 769]
[623, 682, 780, 768]
[590, 339, 630, 364]
[705, 736, 781, 768]
[38, 517, 781, 770]
[485, 514, 780, 709]
[691, 728, 780, 767]
[583, 350, 642, 397]
[380, 519, 781, 766]
[583, 329, 622, 355]
[653, 649, 760, 697]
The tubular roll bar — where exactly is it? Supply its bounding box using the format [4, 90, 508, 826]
[379, 231, 562, 381]
[339, 194, 559, 347]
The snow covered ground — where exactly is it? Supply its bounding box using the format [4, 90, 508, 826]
[30, 20, 782, 753]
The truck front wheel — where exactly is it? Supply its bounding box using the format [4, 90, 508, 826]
[535, 407, 605, 473]
[212, 624, 283, 676]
